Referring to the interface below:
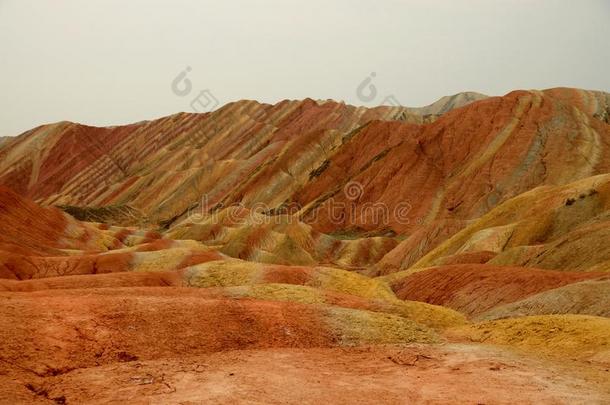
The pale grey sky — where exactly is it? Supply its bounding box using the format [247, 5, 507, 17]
[1, 0, 609, 137]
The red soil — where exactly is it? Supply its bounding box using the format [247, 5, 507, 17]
[0, 289, 335, 376]
[0, 271, 183, 292]
[0, 186, 69, 255]
[391, 264, 608, 316]
[261, 265, 313, 284]
[0, 251, 133, 280]
[1, 91, 609, 403]
[133, 238, 174, 252]
[176, 250, 225, 268]
[3, 345, 606, 404]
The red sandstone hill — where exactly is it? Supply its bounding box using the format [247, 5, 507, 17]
[0, 186, 118, 256]
[0, 89, 607, 228]
[1, 89, 610, 402]
[1, 88, 609, 270]
[1, 87, 609, 273]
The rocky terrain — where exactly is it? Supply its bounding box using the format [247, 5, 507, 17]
[1, 88, 610, 403]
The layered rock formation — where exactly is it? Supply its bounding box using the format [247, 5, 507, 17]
[1, 88, 610, 403]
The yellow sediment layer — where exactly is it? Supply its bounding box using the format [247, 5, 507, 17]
[452, 315, 610, 357]
[185, 260, 261, 287]
[184, 260, 397, 302]
[170, 207, 397, 269]
[380, 299, 467, 330]
[212, 283, 466, 330]
[306, 266, 396, 301]
[222, 284, 326, 305]
[412, 174, 610, 269]
[130, 249, 193, 273]
[324, 307, 439, 345]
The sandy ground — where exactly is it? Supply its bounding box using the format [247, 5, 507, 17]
[1, 285, 609, 404]
[2, 344, 608, 404]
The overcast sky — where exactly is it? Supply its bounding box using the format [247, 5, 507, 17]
[1, 0, 609, 137]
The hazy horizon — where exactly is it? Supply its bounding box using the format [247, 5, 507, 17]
[1, 0, 609, 137]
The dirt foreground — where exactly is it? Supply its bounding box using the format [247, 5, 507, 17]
[3, 344, 608, 404]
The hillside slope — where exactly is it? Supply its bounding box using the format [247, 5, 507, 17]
[1, 88, 610, 402]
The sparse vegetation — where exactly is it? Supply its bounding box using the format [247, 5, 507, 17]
[57, 204, 145, 226]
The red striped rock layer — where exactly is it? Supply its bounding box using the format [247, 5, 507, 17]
[0, 186, 224, 280]
[388, 264, 608, 317]
[0, 186, 118, 256]
[168, 206, 398, 269]
[302, 89, 610, 235]
[400, 173, 610, 274]
[0, 100, 423, 222]
[1, 89, 610, 277]
[1, 88, 607, 242]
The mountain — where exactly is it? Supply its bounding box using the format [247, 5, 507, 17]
[0, 136, 10, 149]
[406, 91, 488, 115]
[2, 88, 609, 266]
[1, 88, 610, 402]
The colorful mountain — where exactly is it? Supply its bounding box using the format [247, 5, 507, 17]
[1, 88, 610, 403]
